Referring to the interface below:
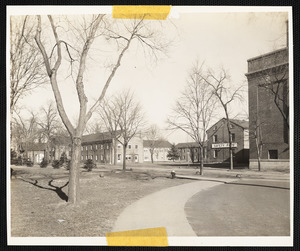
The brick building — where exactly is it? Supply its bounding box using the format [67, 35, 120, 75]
[143, 140, 172, 162]
[176, 142, 207, 163]
[246, 47, 289, 170]
[81, 131, 144, 164]
[206, 118, 249, 164]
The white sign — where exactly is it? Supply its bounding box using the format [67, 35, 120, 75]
[212, 143, 237, 148]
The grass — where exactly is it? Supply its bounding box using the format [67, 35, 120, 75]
[10, 165, 192, 237]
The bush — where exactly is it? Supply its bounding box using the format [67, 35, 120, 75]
[59, 152, 68, 166]
[83, 159, 96, 172]
[16, 156, 24, 166]
[26, 159, 33, 167]
[52, 160, 61, 169]
[65, 159, 71, 170]
[40, 158, 48, 168]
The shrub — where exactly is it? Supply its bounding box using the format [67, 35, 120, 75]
[83, 159, 96, 172]
[26, 159, 33, 167]
[65, 159, 71, 170]
[59, 152, 68, 166]
[16, 156, 23, 166]
[52, 160, 61, 169]
[40, 158, 48, 168]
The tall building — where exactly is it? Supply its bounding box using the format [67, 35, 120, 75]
[246, 47, 289, 170]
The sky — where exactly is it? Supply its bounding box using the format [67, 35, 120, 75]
[9, 7, 290, 144]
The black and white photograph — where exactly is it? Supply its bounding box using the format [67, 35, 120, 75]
[7, 6, 293, 246]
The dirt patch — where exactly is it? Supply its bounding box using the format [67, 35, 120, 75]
[10, 166, 191, 237]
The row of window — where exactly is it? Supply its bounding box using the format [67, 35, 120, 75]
[81, 155, 105, 161]
[82, 144, 109, 151]
[212, 134, 236, 143]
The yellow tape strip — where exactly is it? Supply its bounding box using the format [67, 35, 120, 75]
[113, 5, 172, 20]
[106, 227, 168, 246]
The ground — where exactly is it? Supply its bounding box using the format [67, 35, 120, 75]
[10, 163, 290, 237]
[185, 178, 290, 236]
[10, 165, 191, 237]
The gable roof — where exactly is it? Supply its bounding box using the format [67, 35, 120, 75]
[176, 142, 207, 148]
[82, 131, 117, 144]
[22, 142, 47, 151]
[207, 118, 249, 132]
[143, 140, 172, 148]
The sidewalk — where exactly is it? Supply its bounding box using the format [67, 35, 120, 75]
[112, 179, 235, 236]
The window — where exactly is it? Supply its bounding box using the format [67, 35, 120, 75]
[100, 144, 103, 149]
[101, 155, 104, 161]
[91, 145, 93, 150]
[268, 150, 278, 159]
[85, 146, 88, 150]
[81, 155, 83, 160]
[213, 150, 218, 158]
[213, 135, 218, 143]
[90, 155, 93, 160]
[230, 133, 235, 142]
[135, 145, 138, 149]
[96, 155, 98, 161]
[86, 155, 88, 160]
[135, 156, 138, 160]
[96, 145, 98, 150]
[118, 144, 121, 148]
[81, 146, 83, 151]
[128, 145, 131, 149]
[107, 145, 109, 149]
[117, 154, 121, 160]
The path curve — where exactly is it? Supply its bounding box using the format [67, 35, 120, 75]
[112, 180, 230, 236]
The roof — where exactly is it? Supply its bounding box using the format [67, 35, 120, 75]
[82, 131, 117, 144]
[229, 119, 249, 129]
[23, 142, 47, 151]
[143, 140, 172, 148]
[207, 118, 249, 132]
[176, 142, 207, 148]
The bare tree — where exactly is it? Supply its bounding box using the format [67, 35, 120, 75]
[97, 96, 122, 165]
[37, 101, 61, 162]
[204, 68, 244, 170]
[33, 15, 167, 203]
[10, 16, 46, 116]
[101, 90, 145, 170]
[145, 124, 164, 163]
[84, 119, 104, 135]
[12, 110, 39, 160]
[167, 63, 217, 175]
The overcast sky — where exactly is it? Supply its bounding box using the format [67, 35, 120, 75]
[9, 7, 290, 143]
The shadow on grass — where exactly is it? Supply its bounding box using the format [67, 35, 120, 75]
[20, 178, 69, 202]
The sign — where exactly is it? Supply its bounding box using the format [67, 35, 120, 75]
[212, 143, 237, 149]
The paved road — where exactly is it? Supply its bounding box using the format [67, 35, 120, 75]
[112, 180, 233, 236]
[185, 179, 290, 236]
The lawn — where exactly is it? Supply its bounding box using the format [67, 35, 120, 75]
[10, 165, 192, 237]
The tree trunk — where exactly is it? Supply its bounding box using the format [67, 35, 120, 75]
[122, 144, 127, 170]
[68, 137, 81, 204]
[199, 147, 204, 175]
[229, 148, 233, 170]
[113, 140, 117, 165]
[150, 149, 154, 163]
